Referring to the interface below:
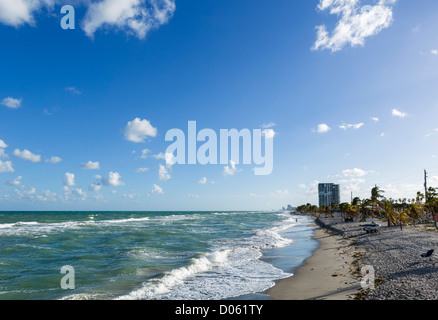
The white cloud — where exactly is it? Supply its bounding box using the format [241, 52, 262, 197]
[102, 171, 125, 186]
[261, 122, 276, 129]
[275, 189, 290, 195]
[45, 156, 62, 164]
[0, 160, 14, 173]
[5, 176, 22, 186]
[262, 129, 276, 139]
[12, 149, 41, 162]
[223, 160, 238, 176]
[337, 177, 366, 196]
[304, 180, 320, 195]
[313, 0, 396, 52]
[81, 161, 100, 170]
[431, 49, 438, 55]
[339, 123, 364, 130]
[64, 187, 87, 201]
[199, 177, 207, 184]
[82, 0, 176, 39]
[0, 0, 55, 27]
[158, 164, 171, 181]
[151, 184, 164, 194]
[0, 139, 8, 158]
[1, 97, 22, 109]
[63, 172, 75, 187]
[123, 193, 136, 199]
[124, 118, 157, 143]
[136, 167, 149, 173]
[392, 108, 407, 118]
[342, 168, 368, 177]
[140, 148, 150, 159]
[89, 183, 102, 192]
[65, 86, 81, 95]
[154, 152, 176, 168]
[0, 0, 175, 39]
[371, 117, 379, 122]
[316, 123, 331, 133]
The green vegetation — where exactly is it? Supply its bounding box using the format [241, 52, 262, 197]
[296, 185, 438, 230]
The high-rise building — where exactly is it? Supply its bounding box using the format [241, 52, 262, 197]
[318, 183, 340, 207]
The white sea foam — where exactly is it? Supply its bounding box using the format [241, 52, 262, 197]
[116, 249, 232, 300]
[100, 217, 150, 224]
[116, 214, 299, 300]
[0, 216, 150, 236]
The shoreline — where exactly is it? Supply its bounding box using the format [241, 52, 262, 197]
[267, 219, 363, 300]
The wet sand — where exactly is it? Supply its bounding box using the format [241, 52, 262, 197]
[268, 223, 362, 300]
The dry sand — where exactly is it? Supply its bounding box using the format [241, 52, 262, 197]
[268, 223, 363, 300]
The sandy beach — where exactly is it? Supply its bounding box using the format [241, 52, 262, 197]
[269, 216, 438, 300]
[268, 221, 363, 300]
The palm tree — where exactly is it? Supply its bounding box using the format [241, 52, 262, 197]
[351, 197, 361, 206]
[416, 191, 424, 204]
[382, 200, 397, 227]
[359, 198, 372, 220]
[370, 185, 385, 216]
[397, 209, 411, 230]
[371, 185, 385, 203]
[339, 202, 350, 213]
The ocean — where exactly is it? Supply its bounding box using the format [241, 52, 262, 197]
[0, 211, 317, 300]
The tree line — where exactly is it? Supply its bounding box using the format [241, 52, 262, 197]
[296, 186, 438, 230]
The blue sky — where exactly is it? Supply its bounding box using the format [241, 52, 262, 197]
[1, 0, 438, 211]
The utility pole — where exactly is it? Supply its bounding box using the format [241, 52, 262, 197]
[424, 169, 428, 203]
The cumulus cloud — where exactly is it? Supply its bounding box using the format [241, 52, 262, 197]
[0, 0, 175, 40]
[12, 149, 41, 162]
[140, 148, 150, 159]
[262, 129, 276, 139]
[342, 168, 368, 177]
[223, 160, 238, 176]
[151, 184, 164, 194]
[313, 0, 397, 52]
[153, 152, 175, 168]
[0, 0, 55, 27]
[316, 124, 331, 133]
[136, 167, 149, 173]
[158, 164, 171, 181]
[81, 161, 101, 170]
[124, 118, 157, 143]
[89, 183, 102, 192]
[5, 176, 22, 186]
[63, 172, 75, 187]
[102, 171, 125, 186]
[45, 156, 62, 164]
[0, 139, 8, 158]
[1, 97, 22, 109]
[392, 108, 407, 118]
[339, 123, 364, 130]
[199, 177, 207, 184]
[0, 160, 14, 173]
[63, 187, 87, 201]
[82, 0, 176, 39]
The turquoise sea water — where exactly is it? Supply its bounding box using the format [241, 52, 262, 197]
[0, 211, 317, 300]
